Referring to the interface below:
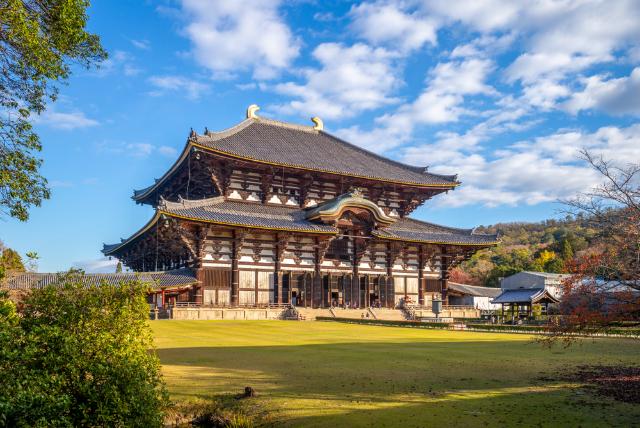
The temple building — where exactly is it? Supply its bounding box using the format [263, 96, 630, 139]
[102, 105, 498, 309]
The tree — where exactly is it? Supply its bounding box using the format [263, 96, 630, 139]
[25, 251, 39, 272]
[0, 245, 25, 280]
[560, 239, 574, 261]
[0, 272, 168, 426]
[116, 261, 123, 273]
[547, 151, 640, 340]
[1, 0, 106, 221]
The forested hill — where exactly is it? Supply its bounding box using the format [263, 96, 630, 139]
[454, 216, 598, 287]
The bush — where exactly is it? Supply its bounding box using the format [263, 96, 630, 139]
[318, 317, 451, 329]
[0, 273, 168, 427]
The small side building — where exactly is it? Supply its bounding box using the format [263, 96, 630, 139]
[493, 271, 567, 319]
[447, 282, 501, 310]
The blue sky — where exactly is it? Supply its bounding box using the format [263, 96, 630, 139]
[3, 0, 640, 272]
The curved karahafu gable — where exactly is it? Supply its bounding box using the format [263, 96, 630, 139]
[305, 188, 396, 227]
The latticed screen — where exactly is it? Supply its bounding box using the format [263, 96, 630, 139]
[202, 268, 230, 289]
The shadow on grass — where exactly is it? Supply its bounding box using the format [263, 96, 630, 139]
[156, 340, 640, 427]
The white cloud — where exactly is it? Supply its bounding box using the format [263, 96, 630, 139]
[158, 146, 178, 157]
[38, 110, 99, 130]
[94, 141, 167, 158]
[148, 75, 210, 100]
[350, 1, 437, 52]
[339, 58, 495, 152]
[131, 39, 150, 50]
[177, 0, 299, 79]
[563, 68, 640, 116]
[274, 43, 400, 119]
[73, 257, 121, 273]
[95, 50, 142, 77]
[402, 124, 640, 207]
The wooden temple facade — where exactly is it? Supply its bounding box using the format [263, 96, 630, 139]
[103, 105, 498, 308]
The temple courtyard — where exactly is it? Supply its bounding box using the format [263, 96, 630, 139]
[153, 321, 640, 427]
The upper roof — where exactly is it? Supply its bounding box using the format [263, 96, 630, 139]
[3, 268, 198, 290]
[133, 115, 459, 202]
[448, 282, 501, 298]
[195, 118, 457, 186]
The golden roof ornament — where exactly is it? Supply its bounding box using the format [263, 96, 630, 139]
[311, 116, 323, 131]
[247, 104, 260, 119]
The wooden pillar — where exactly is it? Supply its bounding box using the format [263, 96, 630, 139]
[231, 230, 242, 307]
[314, 243, 323, 308]
[161, 289, 166, 307]
[274, 235, 282, 304]
[386, 242, 394, 308]
[440, 251, 450, 305]
[364, 275, 370, 308]
[418, 247, 425, 306]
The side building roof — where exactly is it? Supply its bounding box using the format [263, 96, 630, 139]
[448, 282, 502, 298]
[133, 117, 458, 202]
[3, 268, 198, 291]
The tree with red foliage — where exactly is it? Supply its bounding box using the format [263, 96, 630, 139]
[448, 267, 479, 285]
[546, 151, 640, 342]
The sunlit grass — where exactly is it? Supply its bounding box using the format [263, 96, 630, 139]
[152, 320, 640, 427]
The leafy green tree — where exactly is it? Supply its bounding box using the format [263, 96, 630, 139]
[0, 273, 168, 426]
[560, 239, 574, 261]
[116, 260, 123, 273]
[1, 0, 106, 221]
[544, 257, 565, 273]
[0, 246, 25, 280]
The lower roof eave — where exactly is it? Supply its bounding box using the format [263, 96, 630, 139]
[370, 231, 499, 247]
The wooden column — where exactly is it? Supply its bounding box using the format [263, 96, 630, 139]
[230, 230, 245, 307]
[440, 250, 450, 305]
[365, 275, 370, 308]
[418, 247, 425, 306]
[313, 238, 322, 308]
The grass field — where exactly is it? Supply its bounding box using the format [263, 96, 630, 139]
[152, 320, 640, 427]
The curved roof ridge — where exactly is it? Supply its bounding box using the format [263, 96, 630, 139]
[200, 118, 255, 141]
[159, 195, 225, 210]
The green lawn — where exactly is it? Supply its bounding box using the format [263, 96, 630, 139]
[152, 321, 640, 427]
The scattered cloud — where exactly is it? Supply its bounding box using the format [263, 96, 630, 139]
[49, 180, 74, 188]
[274, 43, 401, 119]
[338, 57, 495, 152]
[402, 124, 640, 208]
[148, 75, 210, 100]
[37, 109, 99, 130]
[158, 145, 178, 157]
[94, 141, 168, 158]
[72, 257, 121, 273]
[176, 0, 300, 79]
[350, 1, 437, 52]
[95, 50, 142, 77]
[131, 39, 151, 50]
[563, 68, 640, 116]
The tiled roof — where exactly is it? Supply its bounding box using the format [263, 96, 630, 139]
[162, 197, 338, 233]
[195, 118, 457, 186]
[448, 282, 501, 297]
[492, 288, 559, 304]
[104, 196, 497, 256]
[3, 268, 198, 290]
[372, 218, 498, 246]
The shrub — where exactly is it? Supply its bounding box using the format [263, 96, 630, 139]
[0, 272, 168, 427]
